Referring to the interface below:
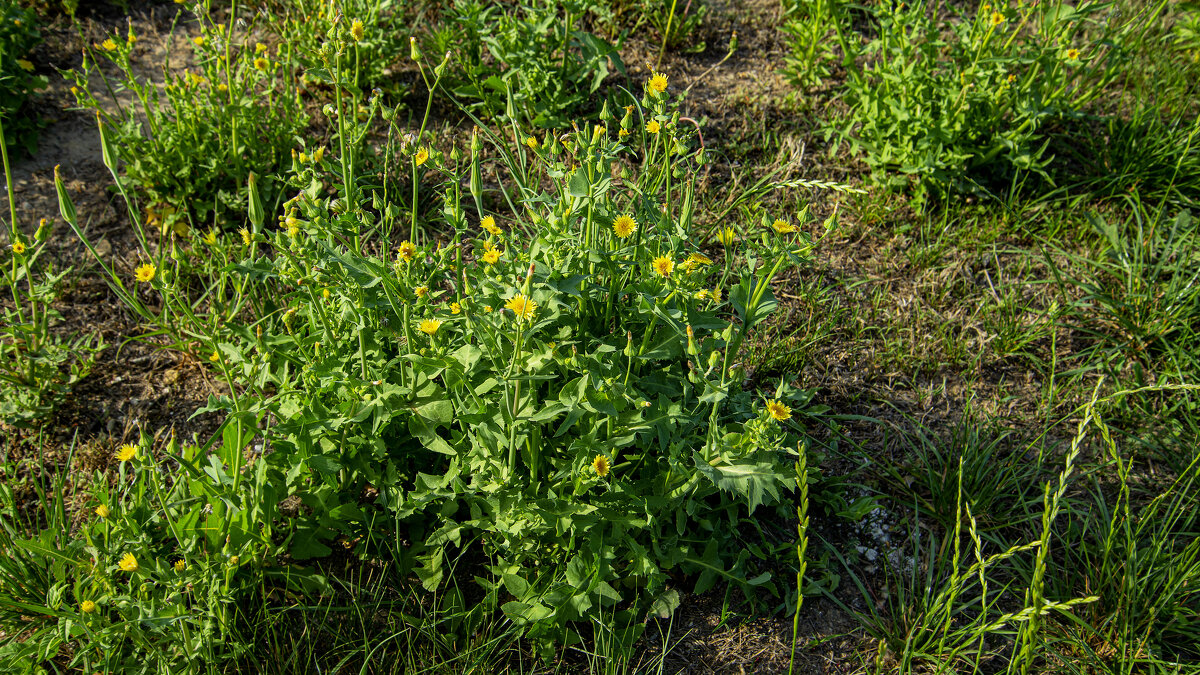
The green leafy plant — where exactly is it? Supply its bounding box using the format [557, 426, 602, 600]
[67, 8, 307, 226]
[0, 0, 48, 155]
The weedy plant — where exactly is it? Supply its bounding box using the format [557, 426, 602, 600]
[67, 6, 307, 227]
[46, 60, 844, 665]
[0, 0, 48, 155]
[430, 0, 625, 127]
[827, 0, 1170, 204]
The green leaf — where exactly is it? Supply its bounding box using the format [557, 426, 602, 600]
[692, 452, 787, 514]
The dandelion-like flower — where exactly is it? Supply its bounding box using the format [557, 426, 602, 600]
[481, 215, 503, 236]
[681, 252, 713, 271]
[989, 11, 1005, 26]
[135, 263, 156, 283]
[1064, 48, 1081, 61]
[450, 302, 461, 315]
[101, 38, 118, 51]
[592, 454, 611, 477]
[505, 293, 536, 321]
[255, 42, 268, 54]
[647, 120, 661, 135]
[253, 57, 270, 71]
[771, 219, 798, 234]
[483, 248, 502, 265]
[81, 600, 97, 614]
[525, 136, 539, 149]
[415, 286, 429, 298]
[613, 214, 637, 239]
[116, 444, 137, 462]
[240, 228, 252, 246]
[398, 240, 416, 262]
[415, 147, 429, 166]
[766, 400, 792, 421]
[95, 504, 110, 519]
[118, 553, 139, 572]
[174, 559, 187, 572]
[716, 227, 736, 247]
[209, 350, 221, 362]
[418, 318, 443, 336]
[649, 72, 668, 95]
[11, 241, 26, 255]
[651, 255, 674, 278]
[193, 36, 206, 47]
[350, 19, 365, 42]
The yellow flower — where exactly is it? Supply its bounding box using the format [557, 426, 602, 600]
[351, 19, 365, 42]
[240, 228, 251, 246]
[255, 42, 268, 54]
[116, 443, 137, 462]
[398, 241, 416, 262]
[613, 214, 637, 239]
[17, 59, 33, 71]
[134, 263, 156, 283]
[766, 400, 791, 421]
[322, 288, 331, 299]
[193, 36, 206, 47]
[415, 286, 429, 298]
[483, 248, 502, 265]
[298, 151, 309, 164]
[680, 252, 713, 272]
[505, 293, 536, 321]
[313, 146, 325, 163]
[525, 136, 539, 149]
[710, 286, 722, 302]
[989, 11, 1005, 26]
[11, 241, 25, 255]
[414, 147, 429, 166]
[95, 504, 110, 518]
[81, 600, 96, 614]
[174, 559, 187, 572]
[619, 128, 630, 138]
[217, 83, 228, 93]
[771, 219, 797, 234]
[209, 350, 221, 362]
[1065, 48, 1081, 61]
[101, 38, 118, 51]
[254, 57, 270, 71]
[651, 255, 674, 278]
[592, 454, 610, 477]
[118, 553, 139, 572]
[481, 215, 503, 236]
[648, 72, 668, 95]
[646, 120, 661, 134]
[450, 302, 461, 315]
[287, 218, 300, 237]
[716, 227, 736, 247]
[418, 318, 443, 336]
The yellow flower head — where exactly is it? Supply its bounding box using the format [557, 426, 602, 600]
[240, 228, 252, 246]
[418, 318, 443, 336]
[95, 504, 110, 518]
[613, 214, 637, 239]
[646, 120, 661, 135]
[209, 350, 221, 362]
[766, 399, 791, 422]
[415, 286, 429, 298]
[254, 57, 270, 71]
[525, 136, 539, 150]
[17, 59, 34, 72]
[398, 241, 416, 262]
[481, 215, 503, 236]
[322, 288, 331, 299]
[135, 263, 156, 283]
[592, 454, 611, 477]
[118, 553, 139, 572]
[649, 72, 668, 95]
[716, 227, 736, 247]
[116, 443, 137, 462]
[681, 252, 713, 271]
[505, 293, 536, 321]
[415, 147, 429, 166]
[483, 248, 502, 265]
[255, 42, 268, 54]
[313, 146, 325, 163]
[174, 559, 187, 572]
[101, 38, 118, 51]
[651, 255, 674, 278]
[81, 600, 97, 614]
[11, 241, 26, 255]
[450, 302, 461, 315]
[351, 19, 365, 42]
[990, 11, 1005, 26]
[193, 36, 206, 47]
[1065, 48, 1081, 61]
[771, 219, 798, 234]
